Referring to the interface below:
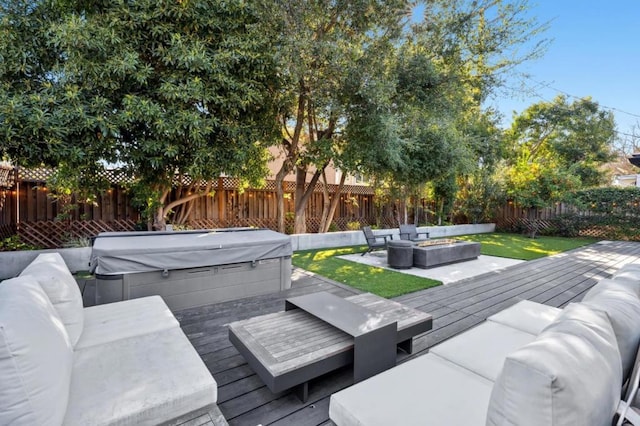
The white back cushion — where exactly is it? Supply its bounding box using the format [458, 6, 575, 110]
[612, 266, 640, 294]
[486, 303, 622, 426]
[0, 276, 73, 425]
[583, 285, 640, 380]
[583, 278, 639, 300]
[20, 253, 84, 346]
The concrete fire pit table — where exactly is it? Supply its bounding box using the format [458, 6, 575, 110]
[412, 239, 481, 269]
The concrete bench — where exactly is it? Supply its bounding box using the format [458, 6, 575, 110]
[0, 253, 224, 425]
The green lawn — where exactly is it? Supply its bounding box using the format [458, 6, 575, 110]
[292, 246, 441, 298]
[292, 233, 600, 298]
[455, 233, 599, 260]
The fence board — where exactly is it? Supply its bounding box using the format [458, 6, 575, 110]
[0, 173, 382, 248]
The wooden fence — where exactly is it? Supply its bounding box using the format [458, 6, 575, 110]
[493, 201, 640, 240]
[0, 168, 392, 248]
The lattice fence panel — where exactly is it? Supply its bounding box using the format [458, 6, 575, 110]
[0, 165, 14, 189]
[16, 220, 137, 249]
[0, 223, 16, 240]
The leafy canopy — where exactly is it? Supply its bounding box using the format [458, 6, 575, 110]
[0, 0, 280, 227]
[506, 95, 615, 187]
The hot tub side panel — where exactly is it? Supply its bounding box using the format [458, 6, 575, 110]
[96, 256, 291, 311]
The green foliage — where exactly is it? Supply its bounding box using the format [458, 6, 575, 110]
[433, 173, 458, 225]
[346, 221, 361, 231]
[500, 151, 580, 209]
[571, 187, 640, 213]
[0, 235, 40, 251]
[0, 0, 280, 229]
[506, 95, 615, 188]
[540, 214, 640, 241]
[535, 187, 640, 240]
[292, 246, 441, 298]
[495, 188, 640, 240]
[61, 235, 91, 248]
[456, 170, 503, 224]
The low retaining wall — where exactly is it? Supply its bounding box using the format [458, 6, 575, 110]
[289, 223, 496, 251]
[0, 223, 496, 279]
[0, 247, 91, 280]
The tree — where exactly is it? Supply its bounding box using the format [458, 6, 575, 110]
[374, 0, 549, 225]
[506, 95, 616, 188]
[499, 149, 580, 237]
[0, 0, 280, 229]
[269, 0, 407, 234]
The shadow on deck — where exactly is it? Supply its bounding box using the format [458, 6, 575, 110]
[174, 240, 640, 426]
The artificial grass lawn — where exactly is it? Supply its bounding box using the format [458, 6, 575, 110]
[292, 246, 441, 298]
[455, 233, 599, 260]
[292, 233, 598, 298]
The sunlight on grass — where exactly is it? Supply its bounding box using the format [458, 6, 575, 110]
[292, 246, 440, 298]
[455, 233, 598, 260]
[291, 234, 598, 297]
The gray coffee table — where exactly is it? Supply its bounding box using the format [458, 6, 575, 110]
[228, 292, 432, 401]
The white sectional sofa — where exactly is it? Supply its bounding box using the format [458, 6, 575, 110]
[330, 262, 640, 426]
[0, 253, 222, 426]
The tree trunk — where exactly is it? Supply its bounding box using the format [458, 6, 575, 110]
[294, 164, 307, 234]
[527, 207, 539, 239]
[274, 86, 306, 234]
[320, 172, 346, 233]
[153, 206, 166, 231]
[403, 196, 409, 225]
[293, 162, 327, 234]
[318, 171, 331, 233]
[275, 166, 288, 233]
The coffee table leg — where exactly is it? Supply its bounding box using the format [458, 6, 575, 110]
[398, 338, 413, 354]
[294, 382, 309, 403]
[353, 322, 397, 383]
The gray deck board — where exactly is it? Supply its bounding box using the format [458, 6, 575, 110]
[174, 241, 640, 425]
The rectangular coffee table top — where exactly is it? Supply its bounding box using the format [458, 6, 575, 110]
[285, 292, 396, 337]
[228, 293, 432, 381]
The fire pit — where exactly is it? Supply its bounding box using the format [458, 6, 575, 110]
[416, 239, 458, 247]
[412, 240, 481, 269]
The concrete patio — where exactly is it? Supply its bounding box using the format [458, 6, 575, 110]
[174, 240, 640, 425]
[338, 250, 524, 284]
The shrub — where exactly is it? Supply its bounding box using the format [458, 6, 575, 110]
[0, 235, 40, 251]
[346, 221, 361, 231]
[62, 236, 92, 248]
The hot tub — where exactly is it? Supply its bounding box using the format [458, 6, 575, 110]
[89, 228, 292, 311]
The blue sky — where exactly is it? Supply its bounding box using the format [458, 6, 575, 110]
[485, 1, 640, 136]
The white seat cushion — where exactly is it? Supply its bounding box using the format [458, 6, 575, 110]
[0, 276, 73, 426]
[76, 296, 179, 350]
[430, 321, 536, 381]
[330, 353, 493, 426]
[487, 303, 622, 426]
[487, 299, 561, 335]
[64, 327, 217, 426]
[20, 253, 84, 346]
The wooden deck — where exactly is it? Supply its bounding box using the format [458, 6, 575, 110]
[175, 240, 640, 426]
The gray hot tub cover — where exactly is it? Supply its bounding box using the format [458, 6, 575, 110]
[89, 229, 292, 275]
